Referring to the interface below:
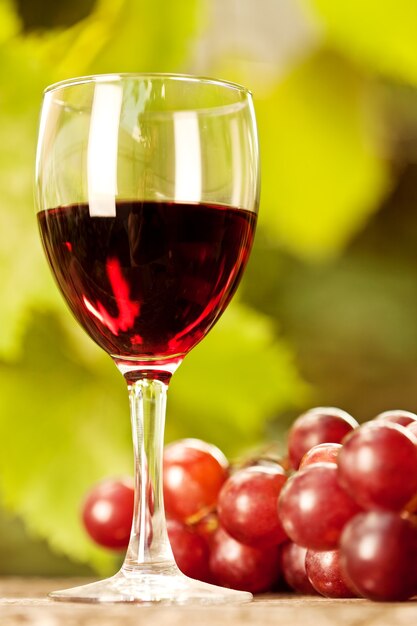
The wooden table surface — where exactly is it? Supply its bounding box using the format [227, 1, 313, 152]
[0, 578, 416, 625]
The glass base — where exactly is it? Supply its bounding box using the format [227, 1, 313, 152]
[49, 565, 253, 605]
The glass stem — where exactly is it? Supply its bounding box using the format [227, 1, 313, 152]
[122, 375, 178, 574]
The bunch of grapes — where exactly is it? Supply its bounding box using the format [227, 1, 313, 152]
[280, 407, 417, 601]
[82, 408, 417, 601]
[83, 438, 287, 593]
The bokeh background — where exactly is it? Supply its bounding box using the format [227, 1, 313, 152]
[1, 0, 417, 576]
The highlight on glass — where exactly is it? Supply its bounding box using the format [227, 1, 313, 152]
[35, 73, 260, 604]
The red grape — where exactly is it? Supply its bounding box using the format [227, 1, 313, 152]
[281, 542, 317, 595]
[209, 527, 281, 593]
[374, 409, 417, 427]
[278, 463, 361, 550]
[163, 438, 228, 522]
[288, 407, 358, 469]
[167, 519, 211, 583]
[338, 422, 417, 511]
[340, 511, 417, 601]
[299, 443, 342, 469]
[82, 478, 134, 550]
[305, 549, 356, 598]
[217, 465, 288, 548]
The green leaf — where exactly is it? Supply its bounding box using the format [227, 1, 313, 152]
[0, 311, 131, 573]
[256, 51, 390, 260]
[91, 0, 203, 74]
[0, 507, 94, 575]
[45, 0, 203, 78]
[307, 0, 417, 86]
[168, 302, 309, 457]
[0, 41, 58, 358]
[0, 304, 306, 570]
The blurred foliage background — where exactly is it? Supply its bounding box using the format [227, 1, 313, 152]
[1, 0, 417, 575]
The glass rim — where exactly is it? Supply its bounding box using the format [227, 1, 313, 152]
[43, 72, 252, 97]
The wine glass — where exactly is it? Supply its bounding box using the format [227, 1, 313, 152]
[35, 73, 260, 604]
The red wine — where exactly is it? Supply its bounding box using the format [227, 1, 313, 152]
[38, 201, 256, 361]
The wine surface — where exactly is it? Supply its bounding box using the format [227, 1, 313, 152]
[38, 201, 256, 361]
